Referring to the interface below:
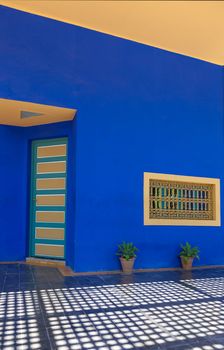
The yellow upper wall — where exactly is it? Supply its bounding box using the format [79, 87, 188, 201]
[1, 1, 224, 65]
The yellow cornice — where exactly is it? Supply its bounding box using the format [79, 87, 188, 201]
[1, 1, 224, 65]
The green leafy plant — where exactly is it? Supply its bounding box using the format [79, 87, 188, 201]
[116, 242, 138, 261]
[179, 242, 200, 263]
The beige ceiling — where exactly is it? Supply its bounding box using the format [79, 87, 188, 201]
[1, 1, 224, 65]
[0, 99, 76, 127]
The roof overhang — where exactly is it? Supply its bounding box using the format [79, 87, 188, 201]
[0, 99, 76, 127]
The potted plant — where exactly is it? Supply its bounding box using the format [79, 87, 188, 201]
[179, 242, 200, 270]
[116, 242, 138, 274]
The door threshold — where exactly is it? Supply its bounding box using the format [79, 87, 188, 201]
[26, 257, 65, 267]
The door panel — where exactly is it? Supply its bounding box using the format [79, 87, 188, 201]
[35, 244, 64, 258]
[36, 211, 65, 223]
[36, 195, 65, 206]
[30, 138, 67, 259]
[37, 144, 66, 158]
[35, 227, 64, 240]
[36, 178, 66, 190]
[37, 161, 66, 174]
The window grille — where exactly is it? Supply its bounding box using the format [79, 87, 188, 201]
[144, 173, 220, 226]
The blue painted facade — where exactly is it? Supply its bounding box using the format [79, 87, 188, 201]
[0, 5, 223, 271]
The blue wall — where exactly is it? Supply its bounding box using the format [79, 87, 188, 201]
[0, 125, 27, 261]
[0, 5, 223, 271]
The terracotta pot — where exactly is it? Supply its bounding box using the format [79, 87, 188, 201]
[119, 257, 135, 274]
[180, 256, 194, 270]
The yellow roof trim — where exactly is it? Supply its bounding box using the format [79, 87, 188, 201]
[1, 1, 224, 65]
[0, 98, 76, 127]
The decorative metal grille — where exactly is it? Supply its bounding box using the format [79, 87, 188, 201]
[149, 179, 215, 220]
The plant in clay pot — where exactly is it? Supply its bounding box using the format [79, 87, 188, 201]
[116, 242, 138, 274]
[179, 242, 199, 270]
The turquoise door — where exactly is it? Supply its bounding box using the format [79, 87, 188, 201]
[29, 138, 68, 260]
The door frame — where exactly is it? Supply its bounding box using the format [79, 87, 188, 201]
[29, 137, 68, 260]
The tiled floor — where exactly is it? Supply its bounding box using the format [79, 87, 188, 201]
[0, 265, 224, 349]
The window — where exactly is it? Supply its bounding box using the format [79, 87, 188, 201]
[144, 173, 220, 226]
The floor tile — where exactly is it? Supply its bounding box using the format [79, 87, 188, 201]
[1, 263, 224, 349]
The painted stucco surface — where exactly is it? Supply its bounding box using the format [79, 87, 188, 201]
[0, 6, 223, 271]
